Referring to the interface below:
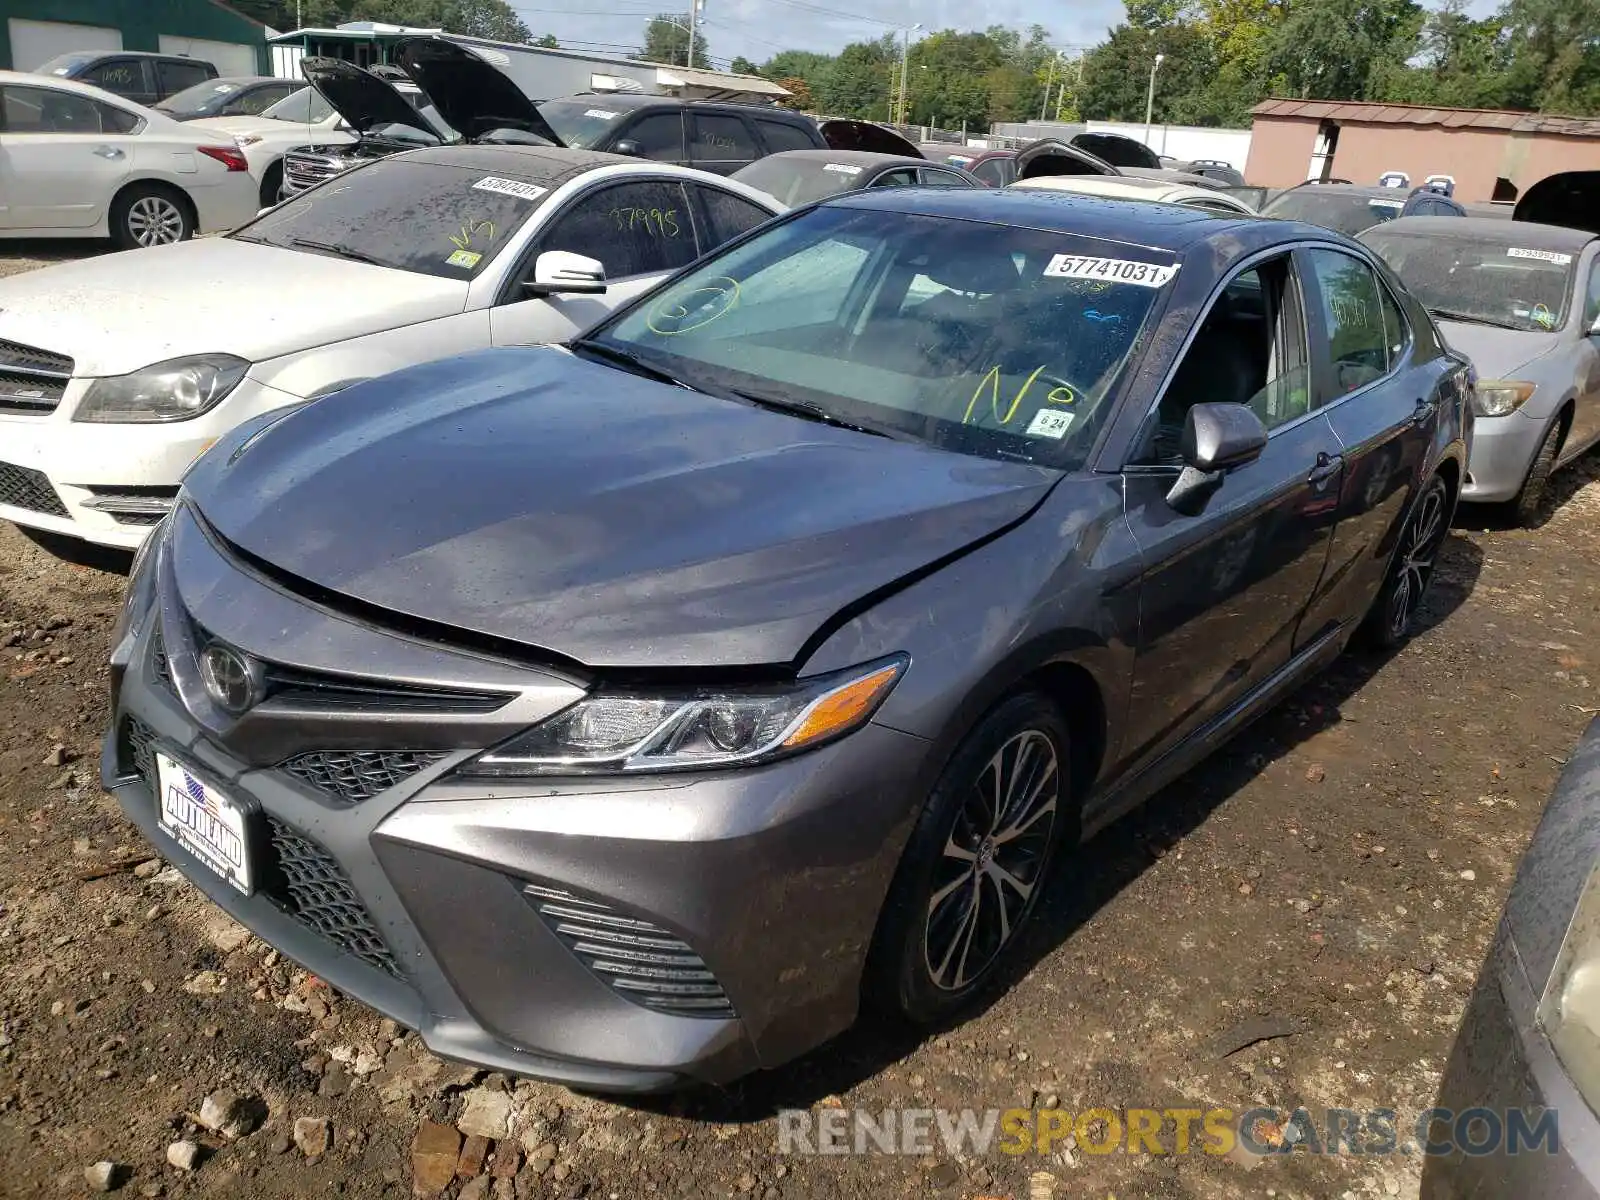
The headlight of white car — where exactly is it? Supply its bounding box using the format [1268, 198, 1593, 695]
[74, 354, 250, 423]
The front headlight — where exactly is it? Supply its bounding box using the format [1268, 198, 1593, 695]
[1471, 379, 1536, 418]
[74, 354, 250, 423]
[1540, 859, 1600, 1115]
[462, 657, 906, 777]
[109, 511, 167, 651]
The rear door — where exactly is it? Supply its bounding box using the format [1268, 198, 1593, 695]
[688, 112, 760, 176]
[490, 178, 703, 347]
[0, 83, 137, 230]
[1298, 245, 1438, 638]
[1119, 251, 1344, 767]
[1569, 252, 1600, 456]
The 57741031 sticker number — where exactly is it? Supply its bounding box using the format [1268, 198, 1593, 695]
[1044, 255, 1179, 287]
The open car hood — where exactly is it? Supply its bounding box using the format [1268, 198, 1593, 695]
[1515, 171, 1600, 234]
[299, 57, 436, 139]
[394, 37, 565, 146]
[1015, 138, 1120, 181]
[819, 119, 924, 158]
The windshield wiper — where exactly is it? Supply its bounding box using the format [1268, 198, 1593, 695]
[287, 237, 389, 268]
[568, 340, 699, 390]
[727, 390, 898, 440]
[1427, 308, 1528, 331]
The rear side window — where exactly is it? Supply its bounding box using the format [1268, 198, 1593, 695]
[690, 114, 759, 168]
[1305, 248, 1393, 394]
[919, 168, 972, 188]
[754, 118, 817, 153]
[696, 185, 773, 246]
[230, 84, 291, 116]
[157, 60, 212, 95]
[617, 112, 683, 161]
[539, 180, 700, 279]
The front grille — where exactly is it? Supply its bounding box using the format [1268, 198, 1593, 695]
[262, 815, 399, 977]
[80, 485, 177, 526]
[0, 461, 67, 517]
[523, 884, 736, 1019]
[279, 750, 447, 806]
[0, 339, 72, 416]
[282, 151, 349, 195]
[118, 714, 159, 785]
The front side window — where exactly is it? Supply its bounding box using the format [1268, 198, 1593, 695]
[1585, 259, 1600, 330]
[589, 206, 1173, 468]
[82, 59, 145, 97]
[615, 112, 683, 160]
[0, 85, 136, 134]
[1305, 249, 1392, 394]
[538, 180, 698, 279]
[233, 159, 553, 279]
[1360, 228, 1580, 333]
[260, 87, 335, 124]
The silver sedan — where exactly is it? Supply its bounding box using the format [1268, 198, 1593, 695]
[1362, 216, 1600, 524]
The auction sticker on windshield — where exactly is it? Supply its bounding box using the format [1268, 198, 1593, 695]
[584, 108, 619, 119]
[156, 752, 253, 894]
[823, 163, 864, 176]
[1044, 255, 1178, 287]
[1508, 247, 1573, 265]
[472, 177, 548, 202]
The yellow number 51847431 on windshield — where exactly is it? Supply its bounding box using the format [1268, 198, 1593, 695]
[1044, 254, 1179, 288]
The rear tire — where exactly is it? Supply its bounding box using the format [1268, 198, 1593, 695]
[258, 162, 283, 210]
[865, 692, 1073, 1026]
[1359, 473, 1451, 651]
[110, 184, 193, 250]
[1510, 418, 1561, 528]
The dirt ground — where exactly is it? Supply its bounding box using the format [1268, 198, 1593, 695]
[2, 242, 1600, 1200]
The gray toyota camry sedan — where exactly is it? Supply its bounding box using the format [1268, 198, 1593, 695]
[103, 189, 1471, 1091]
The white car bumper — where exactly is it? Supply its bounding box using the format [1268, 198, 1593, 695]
[0, 376, 303, 550]
[189, 173, 261, 237]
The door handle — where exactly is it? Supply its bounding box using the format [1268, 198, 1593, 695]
[1308, 452, 1343, 485]
[92, 145, 125, 160]
[1412, 396, 1438, 427]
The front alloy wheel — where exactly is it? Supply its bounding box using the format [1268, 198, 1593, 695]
[867, 692, 1073, 1024]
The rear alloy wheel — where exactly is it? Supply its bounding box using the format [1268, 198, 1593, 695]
[1362, 473, 1450, 650]
[867, 693, 1072, 1024]
[111, 186, 193, 250]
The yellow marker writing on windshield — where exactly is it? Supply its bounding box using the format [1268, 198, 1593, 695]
[965, 364, 1049, 426]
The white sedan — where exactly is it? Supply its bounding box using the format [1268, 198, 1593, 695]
[0, 143, 783, 551]
[0, 70, 259, 247]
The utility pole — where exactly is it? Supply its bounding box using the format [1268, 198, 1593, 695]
[686, 0, 701, 69]
[1144, 52, 1164, 149]
[897, 23, 921, 125]
[1039, 50, 1058, 122]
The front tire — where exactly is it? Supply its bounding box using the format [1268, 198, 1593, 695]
[110, 184, 193, 250]
[866, 692, 1073, 1025]
[1510, 417, 1561, 528]
[1360, 472, 1451, 651]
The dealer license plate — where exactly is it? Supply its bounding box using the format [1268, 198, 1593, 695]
[156, 752, 253, 895]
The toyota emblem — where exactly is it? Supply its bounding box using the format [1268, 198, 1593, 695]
[199, 642, 261, 715]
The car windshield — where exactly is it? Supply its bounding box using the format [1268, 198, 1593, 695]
[733, 158, 879, 207]
[231, 158, 552, 279]
[589, 205, 1171, 468]
[260, 87, 336, 124]
[1360, 229, 1578, 331]
[36, 53, 96, 76]
[1264, 190, 1405, 236]
[536, 99, 628, 148]
[154, 79, 248, 116]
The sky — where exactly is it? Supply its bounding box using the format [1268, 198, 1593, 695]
[508, 0, 1503, 70]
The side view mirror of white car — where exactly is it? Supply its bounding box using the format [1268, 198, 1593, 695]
[524, 251, 608, 297]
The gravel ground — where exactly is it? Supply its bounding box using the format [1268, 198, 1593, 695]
[2, 243, 1600, 1200]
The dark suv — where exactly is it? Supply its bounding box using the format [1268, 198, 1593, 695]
[536, 93, 827, 175]
[35, 51, 219, 106]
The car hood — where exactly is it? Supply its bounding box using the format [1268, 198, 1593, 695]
[1434, 320, 1560, 379]
[819, 120, 922, 158]
[0, 239, 467, 377]
[394, 37, 564, 145]
[184, 347, 1057, 670]
[300, 56, 435, 139]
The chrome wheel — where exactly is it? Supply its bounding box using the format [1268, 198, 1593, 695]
[924, 729, 1059, 992]
[1388, 480, 1447, 639]
[126, 195, 186, 246]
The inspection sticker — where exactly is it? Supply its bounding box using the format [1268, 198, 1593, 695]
[1026, 409, 1075, 439]
[446, 249, 482, 269]
[1508, 247, 1573, 265]
[823, 163, 864, 175]
[472, 176, 548, 202]
[1044, 254, 1178, 288]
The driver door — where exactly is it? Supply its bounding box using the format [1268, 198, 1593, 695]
[1118, 252, 1345, 771]
[1568, 254, 1600, 456]
[490, 179, 702, 348]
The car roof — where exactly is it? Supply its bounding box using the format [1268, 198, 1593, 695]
[546, 93, 807, 118]
[1286, 183, 1410, 199]
[0, 68, 144, 106]
[1368, 215, 1597, 248]
[823, 187, 1264, 250]
[756, 149, 922, 169]
[402, 144, 633, 180]
[50, 50, 204, 63]
[1012, 175, 1206, 201]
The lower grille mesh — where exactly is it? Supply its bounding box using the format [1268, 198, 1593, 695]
[280, 750, 447, 806]
[0, 461, 67, 517]
[262, 816, 400, 978]
[523, 884, 736, 1018]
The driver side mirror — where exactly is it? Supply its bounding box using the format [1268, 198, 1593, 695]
[522, 251, 607, 297]
[613, 138, 642, 157]
[1166, 402, 1268, 514]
